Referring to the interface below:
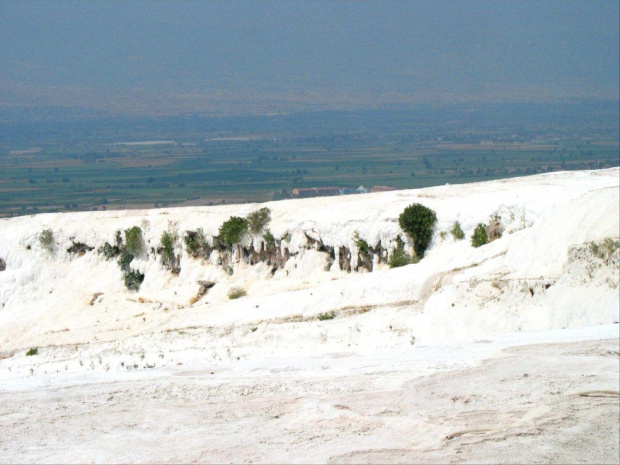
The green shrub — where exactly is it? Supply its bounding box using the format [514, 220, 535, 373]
[450, 221, 465, 240]
[589, 242, 600, 256]
[317, 311, 336, 321]
[160, 230, 177, 267]
[589, 237, 620, 261]
[124, 269, 144, 291]
[247, 207, 271, 234]
[184, 228, 207, 257]
[398, 203, 437, 258]
[353, 231, 371, 258]
[602, 237, 620, 255]
[471, 223, 488, 248]
[117, 248, 134, 272]
[262, 229, 276, 247]
[602, 238, 620, 257]
[39, 229, 54, 251]
[389, 247, 413, 268]
[228, 287, 246, 299]
[26, 347, 38, 356]
[218, 216, 248, 246]
[99, 242, 120, 260]
[124, 226, 144, 256]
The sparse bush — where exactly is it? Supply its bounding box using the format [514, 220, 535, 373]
[603, 238, 620, 256]
[228, 287, 246, 299]
[247, 207, 271, 234]
[184, 228, 207, 257]
[589, 242, 600, 256]
[398, 203, 437, 258]
[160, 230, 177, 268]
[471, 223, 488, 248]
[262, 229, 276, 247]
[124, 226, 144, 256]
[389, 247, 413, 268]
[117, 248, 134, 272]
[218, 216, 248, 246]
[450, 221, 465, 240]
[353, 231, 371, 258]
[283, 232, 292, 243]
[26, 347, 38, 356]
[124, 269, 144, 291]
[110, 229, 146, 290]
[318, 311, 336, 321]
[39, 229, 54, 251]
[99, 242, 120, 260]
[590, 237, 620, 262]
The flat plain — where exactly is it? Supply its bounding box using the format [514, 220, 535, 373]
[1, 103, 618, 217]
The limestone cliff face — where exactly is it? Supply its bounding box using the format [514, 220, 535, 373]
[0, 169, 618, 355]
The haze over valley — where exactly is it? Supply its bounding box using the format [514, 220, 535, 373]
[0, 2, 618, 463]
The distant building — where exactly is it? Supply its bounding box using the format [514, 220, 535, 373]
[340, 185, 369, 195]
[291, 187, 341, 198]
[370, 186, 396, 193]
[291, 185, 393, 198]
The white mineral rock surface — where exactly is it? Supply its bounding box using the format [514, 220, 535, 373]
[0, 169, 618, 463]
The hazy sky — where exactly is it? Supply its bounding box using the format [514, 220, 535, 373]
[1, 1, 618, 114]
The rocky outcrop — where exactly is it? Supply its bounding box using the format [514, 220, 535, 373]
[356, 247, 374, 272]
[67, 242, 94, 256]
[234, 241, 294, 275]
[195, 281, 215, 302]
[486, 220, 504, 243]
[156, 247, 181, 275]
[338, 246, 352, 272]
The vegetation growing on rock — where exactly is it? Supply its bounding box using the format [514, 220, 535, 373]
[589, 237, 620, 263]
[247, 207, 271, 234]
[389, 246, 413, 268]
[124, 226, 144, 256]
[26, 348, 38, 356]
[398, 203, 437, 258]
[218, 216, 249, 246]
[184, 228, 208, 258]
[117, 248, 134, 272]
[262, 229, 276, 247]
[450, 221, 465, 240]
[124, 269, 145, 291]
[228, 287, 246, 299]
[39, 229, 54, 252]
[353, 231, 371, 259]
[471, 223, 488, 248]
[95, 226, 146, 290]
[159, 230, 178, 271]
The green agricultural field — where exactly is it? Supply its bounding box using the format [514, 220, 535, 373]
[1, 103, 618, 217]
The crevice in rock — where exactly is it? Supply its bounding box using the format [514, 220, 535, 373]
[339, 246, 352, 272]
[67, 242, 94, 256]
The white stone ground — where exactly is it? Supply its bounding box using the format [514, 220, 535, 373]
[1, 326, 618, 464]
